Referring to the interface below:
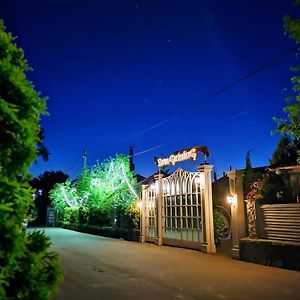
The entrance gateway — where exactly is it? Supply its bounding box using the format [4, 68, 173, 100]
[140, 147, 216, 253]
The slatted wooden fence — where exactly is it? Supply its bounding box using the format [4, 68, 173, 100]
[258, 203, 300, 244]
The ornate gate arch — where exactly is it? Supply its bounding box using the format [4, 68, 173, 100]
[141, 165, 216, 253]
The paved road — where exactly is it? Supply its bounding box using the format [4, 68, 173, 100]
[43, 228, 300, 300]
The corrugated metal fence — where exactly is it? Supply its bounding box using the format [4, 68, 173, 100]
[257, 203, 300, 244]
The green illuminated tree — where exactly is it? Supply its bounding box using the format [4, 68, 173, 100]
[275, 1, 300, 163]
[0, 20, 62, 298]
[50, 155, 139, 227]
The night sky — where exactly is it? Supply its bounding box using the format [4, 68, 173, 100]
[1, 0, 299, 179]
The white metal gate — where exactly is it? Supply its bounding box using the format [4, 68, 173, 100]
[141, 165, 216, 253]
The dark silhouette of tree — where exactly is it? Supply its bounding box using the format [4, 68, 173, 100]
[36, 128, 50, 161]
[213, 171, 217, 182]
[31, 171, 69, 225]
[245, 150, 252, 170]
[270, 135, 299, 167]
[243, 150, 258, 197]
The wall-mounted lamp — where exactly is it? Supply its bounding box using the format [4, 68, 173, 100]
[227, 194, 237, 207]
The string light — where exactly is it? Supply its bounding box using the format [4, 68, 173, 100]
[61, 160, 138, 207]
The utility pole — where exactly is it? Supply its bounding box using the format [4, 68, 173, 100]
[129, 146, 135, 172]
[83, 148, 87, 172]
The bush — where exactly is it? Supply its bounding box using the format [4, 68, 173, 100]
[213, 209, 227, 247]
[6, 231, 63, 299]
[0, 20, 62, 298]
[86, 206, 111, 226]
[61, 223, 140, 241]
[63, 207, 78, 225]
[127, 203, 141, 229]
[77, 206, 88, 224]
[247, 170, 294, 205]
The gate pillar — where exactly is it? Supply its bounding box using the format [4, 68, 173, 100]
[227, 170, 245, 259]
[198, 164, 216, 254]
[154, 173, 163, 246]
[140, 184, 147, 243]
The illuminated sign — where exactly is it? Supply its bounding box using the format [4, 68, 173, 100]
[156, 146, 209, 167]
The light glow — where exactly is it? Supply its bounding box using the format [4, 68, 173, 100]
[227, 194, 237, 206]
[137, 201, 143, 209]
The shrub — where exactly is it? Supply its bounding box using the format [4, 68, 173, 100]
[0, 20, 62, 298]
[86, 206, 111, 226]
[77, 206, 88, 224]
[6, 231, 63, 299]
[63, 207, 78, 225]
[127, 203, 141, 229]
[213, 209, 227, 247]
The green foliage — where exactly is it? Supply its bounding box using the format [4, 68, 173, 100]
[128, 203, 141, 229]
[6, 231, 62, 299]
[50, 179, 76, 214]
[274, 4, 300, 163]
[77, 206, 88, 224]
[63, 207, 79, 225]
[0, 20, 62, 298]
[213, 209, 227, 247]
[50, 154, 139, 227]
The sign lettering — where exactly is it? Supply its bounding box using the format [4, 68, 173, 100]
[156, 146, 209, 167]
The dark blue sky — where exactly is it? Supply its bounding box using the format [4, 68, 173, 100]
[1, 0, 298, 178]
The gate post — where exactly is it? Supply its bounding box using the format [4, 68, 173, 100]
[198, 164, 216, 254]
[140, 184, 147, 243]
[227, 170, 246, 259]
[154, 173, 163, 246]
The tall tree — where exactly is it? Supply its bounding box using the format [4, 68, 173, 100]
[0, 20, 61, 298]
[244, 150, 254, 196]
[31, 171, 69, 225]
[270, 135, 299, 167]
[274, 1, 300, 163]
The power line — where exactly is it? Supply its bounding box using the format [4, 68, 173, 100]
[121, 47, 296, 141]
[67, 47, 296, 171]
[130, 144, 165, 158]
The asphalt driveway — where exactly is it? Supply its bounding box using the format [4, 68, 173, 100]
[42, 227, 300, 300]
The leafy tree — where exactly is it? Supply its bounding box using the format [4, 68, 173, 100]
[213, 209, 227, 247]
[274, 1, 300, 163]
[50, 179, 77, 216]
[31, 170, 69, 225]
[0, 20, 62, 298]
[270, 135, 300, 167]
[50, 154, 139, 227]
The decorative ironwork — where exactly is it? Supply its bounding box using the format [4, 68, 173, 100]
[143, 168, 204, 246]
